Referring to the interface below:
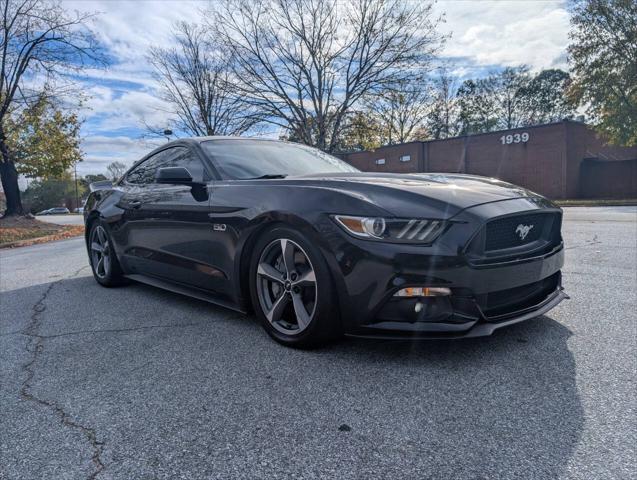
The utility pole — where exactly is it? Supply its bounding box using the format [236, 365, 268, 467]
[164, 129, 173, 142]
[74, 159, 83, 212]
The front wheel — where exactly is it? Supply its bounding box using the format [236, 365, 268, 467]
[88, 220, 125, 287]
[249, 226, 339, 348]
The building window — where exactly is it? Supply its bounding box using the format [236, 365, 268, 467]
[375, 158, 386, 165]
[400, 155, 411, 162]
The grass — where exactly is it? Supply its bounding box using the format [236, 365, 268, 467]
[0, 216, 84, 247]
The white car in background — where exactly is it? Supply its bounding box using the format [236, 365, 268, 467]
[36, 207, 71, 215]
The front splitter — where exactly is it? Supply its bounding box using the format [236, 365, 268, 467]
[344, 289, 569, 340]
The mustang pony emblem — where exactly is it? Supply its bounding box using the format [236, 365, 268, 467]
[515, 224, 534, 240]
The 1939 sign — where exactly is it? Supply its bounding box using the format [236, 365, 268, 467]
[500, 132, 529, 144]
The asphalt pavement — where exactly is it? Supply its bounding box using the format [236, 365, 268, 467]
[1, 207, 635, 479]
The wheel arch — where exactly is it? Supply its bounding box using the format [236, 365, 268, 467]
[84, 212, 100, 247]
[234, 212, 344, 314]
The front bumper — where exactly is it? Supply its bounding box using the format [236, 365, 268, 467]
[345, 281, 568, 340]
[333, 241, 567, 339]
[320, 200, 567, 339]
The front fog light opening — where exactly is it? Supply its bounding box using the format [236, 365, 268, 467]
[394, 287, 451, 298]
[379, 290, 454, 323]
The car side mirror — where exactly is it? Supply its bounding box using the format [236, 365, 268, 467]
[89, 180, 113, 192]
[156, 167, 194, 185]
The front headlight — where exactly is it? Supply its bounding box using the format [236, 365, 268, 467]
[332, 215, 446, 244]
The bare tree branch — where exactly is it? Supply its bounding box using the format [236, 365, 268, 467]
[363, 78, 432, 145]
[209, 0, 444, 152]
[147, 21, 261, 138]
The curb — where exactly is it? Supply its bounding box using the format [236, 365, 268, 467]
[0, 228, 84, 249]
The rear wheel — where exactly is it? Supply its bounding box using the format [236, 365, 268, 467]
[249, 226, 339, 348]
[88, 220, 125, 287]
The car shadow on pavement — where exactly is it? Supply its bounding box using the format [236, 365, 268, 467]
[323, 317, 584, 478]
[2, 275, 584, 479]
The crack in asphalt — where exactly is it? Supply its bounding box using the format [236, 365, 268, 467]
[565, 234, 602, 251]
[19, 266, 106, 480]
[0, 330, 24, 337]
[38, 322, 202, 339]
[3, 323, 201, 339]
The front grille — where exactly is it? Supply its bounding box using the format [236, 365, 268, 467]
[485, 212, 556, 252]
[481, 272, 560, 318]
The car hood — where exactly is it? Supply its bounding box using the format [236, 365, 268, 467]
[293, 172, 546, 218]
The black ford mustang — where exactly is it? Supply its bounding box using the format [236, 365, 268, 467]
[84, 137, 567, 347]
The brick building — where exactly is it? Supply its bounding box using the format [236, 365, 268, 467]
[341, 120, 637, 199]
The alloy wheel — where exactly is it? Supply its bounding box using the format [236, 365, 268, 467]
[256, 238, 317, 335]
[90, 225, 111, 279]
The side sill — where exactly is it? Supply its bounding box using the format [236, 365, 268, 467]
[125, 274, 247, 314]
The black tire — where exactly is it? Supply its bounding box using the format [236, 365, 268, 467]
[249, 225, 340, 348]
[88, 220, 126, 287]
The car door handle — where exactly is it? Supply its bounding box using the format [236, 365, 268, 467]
[129, 200, 143, 209]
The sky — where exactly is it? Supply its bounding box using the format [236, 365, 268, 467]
[59, 0, 571, 177]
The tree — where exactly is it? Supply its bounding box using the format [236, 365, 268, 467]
[519, 69, 574, 124]
[364, 79, 432, 145]
[106, 161, 127, 181]
[211, 0, 443, 152]
[457, 66, 532, 133]
[495, 66, 532, 130]
[147, 21, 256, 137]
[456, 78, 500, 135]
[22, 176, 82, 214]
[568, 0, 637, 146]
[456, 67, 573, 135]
[0, 0, 103, 216]
[426, 71, 460, 139]
[335, 111, 383, 152]
[6, 92, 82, 179]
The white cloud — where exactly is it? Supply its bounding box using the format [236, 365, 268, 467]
[56, 0, 571, 175]
[435, 0, 569, 70]
[64, 0, 203, 65]
[77, 135, 165, 176]
[54, 1, 210, 174]
[80, 86, 171, 132]
[435, 0, 570, 72]
[76, 66, 156, 90]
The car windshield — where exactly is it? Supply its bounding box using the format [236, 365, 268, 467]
[200, 139, 359, 179]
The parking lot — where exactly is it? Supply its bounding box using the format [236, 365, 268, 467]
[1, 207, 635, 479]
[36, 214, 85, 226]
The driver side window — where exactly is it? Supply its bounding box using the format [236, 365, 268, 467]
[126, 150, 170, 185]
[160, 147, 208, 183]
[126, 147, 209, 185]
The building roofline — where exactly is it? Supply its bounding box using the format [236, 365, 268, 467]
[424, 119, 586, 144]
[338, 140, 423, 156]
[337, 119, 588, 155]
